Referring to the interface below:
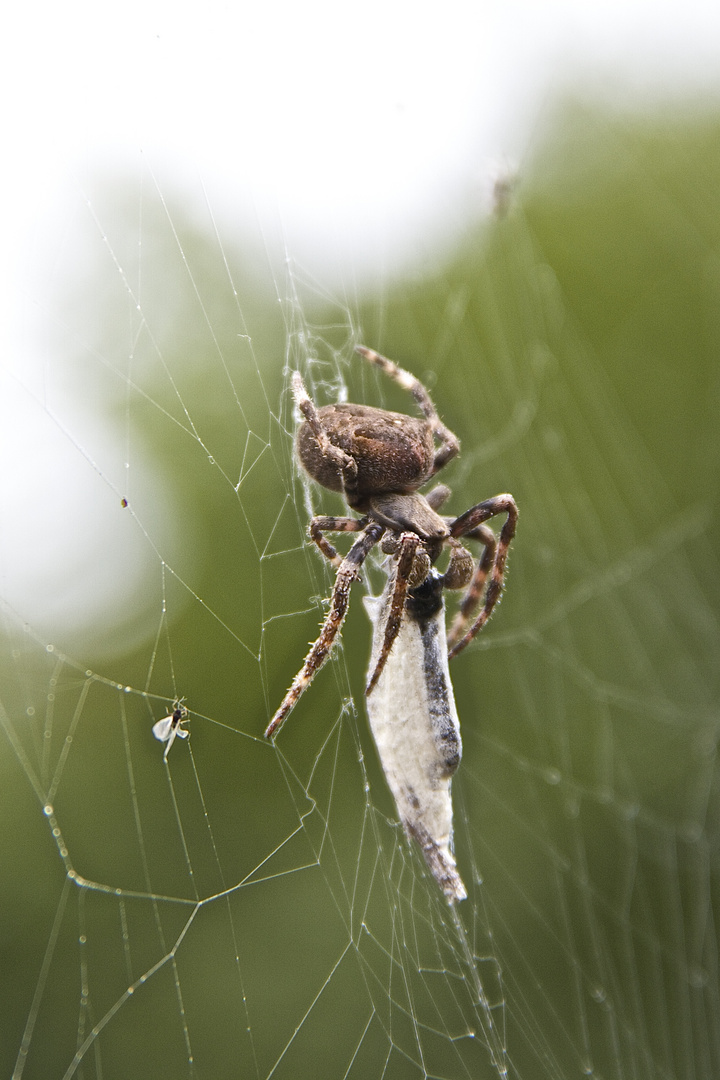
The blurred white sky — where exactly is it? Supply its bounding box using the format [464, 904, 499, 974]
[3, 0, 720, 285]
[1, 0, 719, 649]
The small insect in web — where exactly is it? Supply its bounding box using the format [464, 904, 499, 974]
[264, 346, 517, 901]
[153, 699, 190, 761]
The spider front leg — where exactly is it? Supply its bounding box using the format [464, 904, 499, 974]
[265, 521, 384, 739]
[446, 494, 518, 660]
[365, 532, 431, 696]
[444, 524, 496, 637]
[309, 515, 366, 566]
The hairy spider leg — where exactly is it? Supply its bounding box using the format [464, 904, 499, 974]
[265, 521, 385, 739]
[309, 515, 366, 565]
[354, 346, 460, 473]
[446, 494, 518, 659]
[292, 372, 361, 504]
[424, 483, 452, 511]
[444, 523, 496, 641]
[420, 481, 497, 639]
[365, 532, 421, 696]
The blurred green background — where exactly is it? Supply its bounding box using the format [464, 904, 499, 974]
[2, 101, 720, 1079]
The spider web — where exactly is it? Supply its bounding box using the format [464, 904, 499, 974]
[2, 100, 720, 1080]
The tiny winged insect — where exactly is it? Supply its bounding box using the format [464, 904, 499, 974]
[153, 699, 190, 761]
[265, 346, 517, 901]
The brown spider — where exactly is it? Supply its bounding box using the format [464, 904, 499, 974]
[264, 345, 517, 740]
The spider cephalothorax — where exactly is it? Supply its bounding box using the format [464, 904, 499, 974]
[265, 345, 517, 739]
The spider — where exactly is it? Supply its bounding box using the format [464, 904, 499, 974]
[264, 345, 517, 740]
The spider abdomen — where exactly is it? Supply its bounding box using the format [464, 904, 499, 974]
[297, 403, 435, 498]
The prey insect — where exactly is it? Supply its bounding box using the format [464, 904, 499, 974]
[365, 568, 467, 901]
[153, 699, 190, 761]
[265, 346, 517, 900]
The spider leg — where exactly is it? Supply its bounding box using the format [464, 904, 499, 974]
[292, 373, 360, 502]
[445, 524, 496, 644]
[309, 515, 366, 566]
[355, 346, 460, 473]
[265, 522, 384, 739]
[424, 483, 452, 511]
[446, 494, 518, 659]
[365, 532, 420, 696]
